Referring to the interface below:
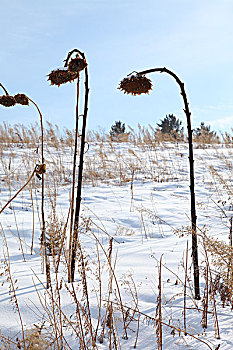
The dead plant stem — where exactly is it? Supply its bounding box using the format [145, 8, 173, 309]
[138, 67, 200, 299]
[0, 167, 36, 214]
[68, 74, 80, 282]
[71, 53, 89, 282]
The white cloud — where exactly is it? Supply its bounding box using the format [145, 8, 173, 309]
[210, 115, 233, 130]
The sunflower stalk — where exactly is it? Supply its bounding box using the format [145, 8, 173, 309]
[0, 82, 9, 95]
[68, 74, 80, 283]
[47, 50, 88, 282]
[28, 98, 51, 289]
[0, 85, 51, 288]
[70, 53, 89, 282]
[119, 67, 200, 299]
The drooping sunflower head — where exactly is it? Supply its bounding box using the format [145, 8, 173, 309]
[119, 74, 152, 96]
[68, 56, 88, 73]
[48, 68, 79, 87]
[14, 93, 29, 106]
[35, 163, 46, 175]
[0, 95, 16, 107]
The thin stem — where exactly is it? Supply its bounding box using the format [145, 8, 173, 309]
[1, 227, 26, 348]
[29, 180, 35, 254]
[227, 217, 233, 282]
[201, 236, 220, 339]
[0, 82, 9, 95]
[157, 255, 162, 350]
[136, 67, 200, 299]
[68, 74, 80, 283]
[184, 240, 188, 334]
[107, 300, 214, 350]
[28, 98, 50, 288]
[70, 57, 89, 282]
[64, 49, 84, 67]
[0, 168, 36, 214]
[13, 206, 25, 261]
[88, 230, 128, 338]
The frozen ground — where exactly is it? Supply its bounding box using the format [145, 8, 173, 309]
[0, 141, 232, 349]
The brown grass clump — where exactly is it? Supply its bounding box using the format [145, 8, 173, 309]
[119, 74, 152, 95]
[17, 327, 52, 350]
[0, 95, 16, 107]
[48, 68, 79, 87]
[203, 230, 233, 308]
[222, 130, 233, 146]
[14, 93, 29, 106]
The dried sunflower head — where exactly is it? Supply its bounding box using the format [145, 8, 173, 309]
[35, 163, 46, 179]
[35, 163, 46, 174]
[14, 93, 29, 106]
[119, 74, 152, 96]
[0, 95, 16, 107]
[68, 57, 87, 73]
[48, 68, 79, 87]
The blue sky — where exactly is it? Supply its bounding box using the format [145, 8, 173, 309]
[0, 0, 233, 133]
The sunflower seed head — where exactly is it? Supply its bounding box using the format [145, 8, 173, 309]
[14, 94, 29, 106]
[119, 74, 152, 96]
[0, 95, 16, 107]
[48, 68, 79, 86]
[68, 57, 87, 73]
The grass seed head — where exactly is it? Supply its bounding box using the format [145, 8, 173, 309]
[0, 95, 16, 107]
[119, 74, 152, 96]
[48, 68, 79, 86]
[68, 57, 87, 73]
[14, 93, 29, 106]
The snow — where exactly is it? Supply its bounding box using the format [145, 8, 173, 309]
[0, 140, 232, 349]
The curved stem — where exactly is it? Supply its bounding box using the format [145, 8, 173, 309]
[28, 98, 44, 158]
[28, 98, 45, 228]
[137, 67, 200, 299]
[64, 49, 84, 67]
[0, 83, 9, 95]
[28, 98, 50, 288]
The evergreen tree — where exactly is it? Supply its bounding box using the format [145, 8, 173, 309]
[193, 122, 219, 144]
[110, 121, 126, 137]
[157, 114, 184, 139]
[194, 122, 216, 138]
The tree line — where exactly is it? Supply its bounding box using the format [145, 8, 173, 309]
[110, 115, 219, 142]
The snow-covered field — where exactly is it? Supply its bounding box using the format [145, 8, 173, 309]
[0, 139, 232, 349]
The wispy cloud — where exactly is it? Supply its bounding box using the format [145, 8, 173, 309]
[191, 104, 233, 131]
[210, 115, 233, 130]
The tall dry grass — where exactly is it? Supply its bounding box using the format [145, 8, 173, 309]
[0, 122, 232, 349]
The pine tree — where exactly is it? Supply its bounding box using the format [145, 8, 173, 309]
[193, 122, 219, 143]
[110, 121, 126, 138]
[157, 114, 184, 139]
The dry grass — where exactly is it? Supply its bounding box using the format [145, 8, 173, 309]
[1, 122, 231, 190]
[0, 122, 232, 349]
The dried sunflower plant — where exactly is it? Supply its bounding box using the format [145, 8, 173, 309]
[0, 82, 50, 288]
[48, 48, 89, 282]
[119, 68, 200, 300]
